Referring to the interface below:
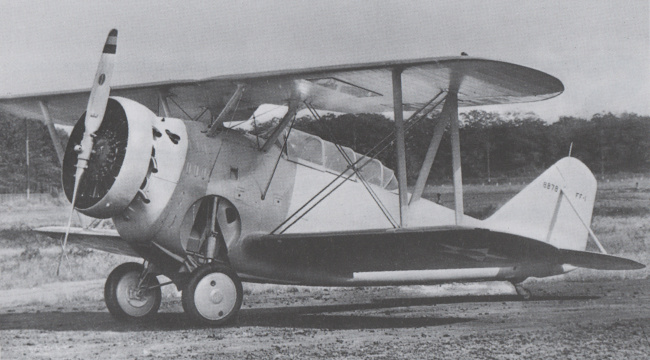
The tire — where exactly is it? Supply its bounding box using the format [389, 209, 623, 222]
[182, 263, 243, 326]
[104, 262, 161, 321]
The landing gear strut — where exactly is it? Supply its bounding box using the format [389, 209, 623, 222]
[104, 262, 161, 321]
[182, 263, 243, 326]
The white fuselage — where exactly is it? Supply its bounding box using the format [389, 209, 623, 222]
[111, 120, 583, 286]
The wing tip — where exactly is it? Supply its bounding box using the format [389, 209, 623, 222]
[108, 29, 118, 37]
[560, 249, 646, 270]
[624, 259, 646, 270]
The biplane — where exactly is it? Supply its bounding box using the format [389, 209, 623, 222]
[0, 30, 643, 326]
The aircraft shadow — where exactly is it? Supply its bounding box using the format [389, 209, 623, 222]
[236, 294, 598, 329]
[0, 294, 598, 332]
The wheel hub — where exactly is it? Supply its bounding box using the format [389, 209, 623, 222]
[194, 272, 238, 321]
[210, 289, 224, 304]
[127, 286, 149, 307]
[116, 272, 157, 316]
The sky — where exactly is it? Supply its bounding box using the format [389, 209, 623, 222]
[0, 0, 648, 122]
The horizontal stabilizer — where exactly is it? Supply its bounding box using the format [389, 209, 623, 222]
[559, 249, 645, 270]
[36, 226, 139, 257]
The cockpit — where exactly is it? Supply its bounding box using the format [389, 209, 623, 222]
[285, 129, 398, 191]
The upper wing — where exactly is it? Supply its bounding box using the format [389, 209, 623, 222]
[36, 226, 140, 257]
[0, 56, 563, 125]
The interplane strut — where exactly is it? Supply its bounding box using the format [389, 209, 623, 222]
[37, 100, 65, 166]
[447, 91, 464, 225]
[391, 68, 409, 227]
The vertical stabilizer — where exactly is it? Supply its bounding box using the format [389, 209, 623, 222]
[485, 157, 596, 251]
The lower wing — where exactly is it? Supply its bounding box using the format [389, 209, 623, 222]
[36, 226, 139, 257]
[236, 227, 644, 283]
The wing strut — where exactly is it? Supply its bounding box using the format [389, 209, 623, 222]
[37, 100, 65, 166]
[391, 68, 409, 227]
[260, 100, 301, 152]
[409, 95, 452, 205]
[448, 91, 464, 225]
[261, 115, 297, 200]
[157, 89, 171, 117]
[207, 83, 247, 137]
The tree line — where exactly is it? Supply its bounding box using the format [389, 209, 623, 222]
[0, 109, 648, 193]
[0, 111, 66, 193]
[290, 110, 649, 183]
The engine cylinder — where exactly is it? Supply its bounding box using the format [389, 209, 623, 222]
[62, 97, 156, 218]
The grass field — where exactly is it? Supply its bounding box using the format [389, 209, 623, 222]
[0, 176, 647, 292]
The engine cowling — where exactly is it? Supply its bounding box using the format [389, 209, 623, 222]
[62, 97, 156, 218]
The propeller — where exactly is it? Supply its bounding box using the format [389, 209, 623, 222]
[57, 29, 118, 275]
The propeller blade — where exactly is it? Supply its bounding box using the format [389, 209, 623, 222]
[58, 29, 118, 276]
[78, 28, 118, 169]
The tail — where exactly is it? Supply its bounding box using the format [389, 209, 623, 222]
[484, 157, 596, 251]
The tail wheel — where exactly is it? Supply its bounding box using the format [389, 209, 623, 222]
[182, 263, 243, 326]
[514, 283, 532, 300]
[104, 262, 161, 321]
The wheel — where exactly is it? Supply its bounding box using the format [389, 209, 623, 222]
[182, 263, 243, 326]
[104, 262, 161, 321]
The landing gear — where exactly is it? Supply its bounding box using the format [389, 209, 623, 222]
[513, 282, 532, 300]
[182, 263, 243, 326]
[104, 262, 161, 321]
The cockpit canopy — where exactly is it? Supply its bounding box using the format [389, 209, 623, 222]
[285, 129, 398, 191]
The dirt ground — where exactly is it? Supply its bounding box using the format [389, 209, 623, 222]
[0, 278, 648, 360]
[1, 185, 647, 359]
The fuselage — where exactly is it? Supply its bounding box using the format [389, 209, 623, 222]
[108, 117, 569, 286]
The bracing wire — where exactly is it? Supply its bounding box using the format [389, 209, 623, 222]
[272, 91, 447, 234]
